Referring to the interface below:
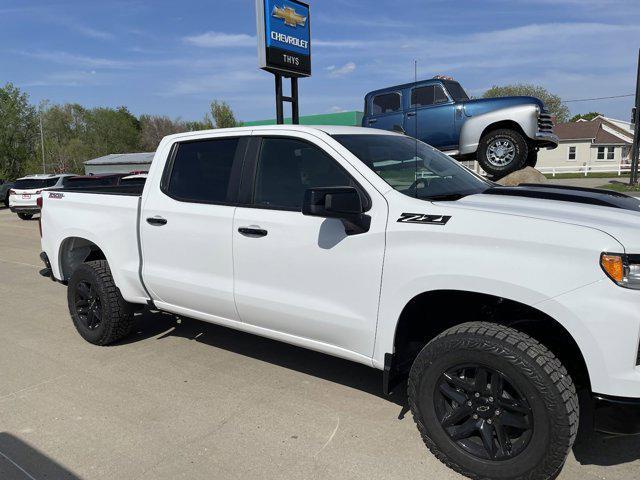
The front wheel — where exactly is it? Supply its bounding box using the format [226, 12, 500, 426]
[477, 129, 528, 178]
[17, 213, 33, 220]
[408, 322, 578, 480]
[67, 260, 134, 345]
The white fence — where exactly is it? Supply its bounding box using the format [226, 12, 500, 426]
[535, 164, 631, 177]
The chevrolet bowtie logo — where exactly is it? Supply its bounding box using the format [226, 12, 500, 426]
[272, 5, 307, 27]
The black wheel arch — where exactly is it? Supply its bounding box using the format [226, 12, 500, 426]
[386, 290, 590, 394]
[58, 237, 107, 282]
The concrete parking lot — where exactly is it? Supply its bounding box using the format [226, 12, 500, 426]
[1, 207, 640, 480]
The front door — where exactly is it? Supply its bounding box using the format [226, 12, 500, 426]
[404, 84, 456, 149]
[141, 134, 247, 321]
[232, 133, 387, 358]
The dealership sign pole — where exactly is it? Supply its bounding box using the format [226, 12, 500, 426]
[630, 48, 640, 185]
[256, 0, 311, 124]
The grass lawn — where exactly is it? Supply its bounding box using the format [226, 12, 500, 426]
[543, 172, 630, 179]
[597, 182, 640, 193]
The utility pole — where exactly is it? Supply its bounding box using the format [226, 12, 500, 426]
[630, 48, 640, 184]
[39, 111, 46, 174]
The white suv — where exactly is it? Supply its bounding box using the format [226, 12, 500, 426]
[9, 174, 74, 220]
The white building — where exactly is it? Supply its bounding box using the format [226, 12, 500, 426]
[538, 116, 634, 169]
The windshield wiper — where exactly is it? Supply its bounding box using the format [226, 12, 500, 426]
[422, 193, 467, 201]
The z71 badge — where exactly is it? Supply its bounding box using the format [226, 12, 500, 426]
[397, 213, 451, 225]
[48, 192, 64, 199]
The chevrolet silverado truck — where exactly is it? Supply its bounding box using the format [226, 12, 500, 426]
[362, 78, 558, 178]
[39, 125, 640, 480]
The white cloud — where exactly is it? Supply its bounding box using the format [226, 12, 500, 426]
[329, 106, 347, 113]
[327, 62, 356, 77]
[184, 31, 256, 48]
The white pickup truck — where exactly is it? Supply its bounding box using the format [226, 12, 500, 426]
[39, 125, 640, 480]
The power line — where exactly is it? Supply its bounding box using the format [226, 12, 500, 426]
[562, 93, 635, 103]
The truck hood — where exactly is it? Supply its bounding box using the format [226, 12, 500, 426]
[462, 96, 545, 117]
[451, 184, 640, 251]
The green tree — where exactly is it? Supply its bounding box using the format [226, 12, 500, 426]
[208, 100, 238, 128]
[569, 112, 603, 122]
[36, 103, 90, 173]
[83, 106, 141, 158]
[0, 83, 38, 179]
[482, 84, 570, 124]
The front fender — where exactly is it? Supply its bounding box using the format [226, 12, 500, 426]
[459, 104, 539, 155]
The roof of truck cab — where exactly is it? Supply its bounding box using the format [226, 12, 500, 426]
[163, 125, 401, 142]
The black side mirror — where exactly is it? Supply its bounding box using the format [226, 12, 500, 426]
[302, 187, 371, 235]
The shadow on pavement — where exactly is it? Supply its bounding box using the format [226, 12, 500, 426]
[118, 309, 409, 410]
[0, 433, 81, 480]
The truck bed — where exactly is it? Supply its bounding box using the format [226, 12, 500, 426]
[40, 188, 149, 304]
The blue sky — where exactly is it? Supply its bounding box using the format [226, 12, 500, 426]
[2, 0, 640, 123]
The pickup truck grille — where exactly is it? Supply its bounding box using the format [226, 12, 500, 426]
[538, 112, 554, 133]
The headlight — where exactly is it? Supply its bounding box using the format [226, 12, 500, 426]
[600, 253, 640, 289]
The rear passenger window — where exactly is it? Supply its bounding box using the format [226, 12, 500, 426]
[411, 85, 449, 107]
[165, 138, 239, 203]
[254, 138, 354, 210]
[372, 93, 401, 115]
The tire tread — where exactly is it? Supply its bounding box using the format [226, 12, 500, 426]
[408, 321, 578, 480]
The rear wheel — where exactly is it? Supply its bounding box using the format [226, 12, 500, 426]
[477, 129, 528, 178]
[67, 260, 134, 345]
[408, 322, 578, 480]
[17, 213, 33, 220]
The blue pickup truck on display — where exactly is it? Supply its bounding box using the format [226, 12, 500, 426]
[362, 78, 559, 177]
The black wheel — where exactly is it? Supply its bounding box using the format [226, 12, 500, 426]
[67, 260, 134, 345]
[3, 192, 8, 208]
[17, 213, 33, 220]
[408, 322, 578, 480]
[526, 149, 538, 168]
[477, 129, 528, 178]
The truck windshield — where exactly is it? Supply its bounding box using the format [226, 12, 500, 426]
[443, 81, 470, 101]
[332, 134, 490, 201]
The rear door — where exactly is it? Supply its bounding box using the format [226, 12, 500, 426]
[363, 91, 404, 133]
[141, 133, 248, 320]
[231, 132, 387, 358]
[404, 83, 456, 149]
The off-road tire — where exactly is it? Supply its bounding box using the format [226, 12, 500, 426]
[17, 213, 33, 220]
[478, 129, 528, 178]
[408, 321, 578, 480]
[67, 260, 134, 345]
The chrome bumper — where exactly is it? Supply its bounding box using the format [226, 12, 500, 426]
[534, 131, 559, 149]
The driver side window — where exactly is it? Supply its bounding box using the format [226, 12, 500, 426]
[253, 138, 354, 211]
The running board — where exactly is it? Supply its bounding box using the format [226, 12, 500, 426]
[443, 150, 460, 157]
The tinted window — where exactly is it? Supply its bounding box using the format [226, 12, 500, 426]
[333, 134, 489, 201]
[443, 81, 470, 101]
[411, 85, 448, 107]
[372, 93, 401, 115]
[64, 176, 120, 188]
[254, 138, 353, 210]
[166, 138, 239, 203]
[14, 178, 58, 189]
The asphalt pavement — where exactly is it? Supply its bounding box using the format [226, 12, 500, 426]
[1, 207, 639, 480]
